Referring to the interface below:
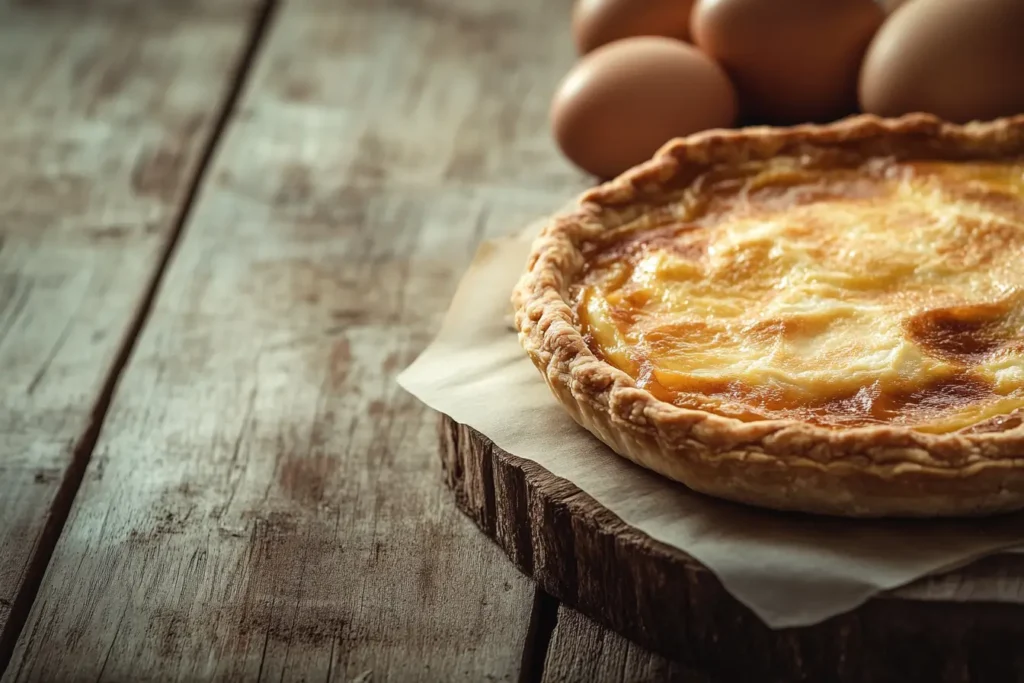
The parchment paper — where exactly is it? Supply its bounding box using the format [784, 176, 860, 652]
[398, 229, 1024, 629]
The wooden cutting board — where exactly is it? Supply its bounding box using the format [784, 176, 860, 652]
[440, 413, 1024, 683]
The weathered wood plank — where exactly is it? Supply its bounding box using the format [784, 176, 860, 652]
[0, 0, 258, 656]
[543, 607, 709, 683]
[5, 0, 586, 681]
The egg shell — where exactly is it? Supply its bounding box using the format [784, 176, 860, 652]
[691, 0, 883, 124]
[859, 0, 1024, 123]
[572, 0, 697, 55]
[551, 36, 737, 179]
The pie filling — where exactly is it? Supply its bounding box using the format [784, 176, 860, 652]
[575, 156, 1024, 432]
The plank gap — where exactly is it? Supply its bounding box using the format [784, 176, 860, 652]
[0, 0, 280, 675]
[519, 588, 560, 683]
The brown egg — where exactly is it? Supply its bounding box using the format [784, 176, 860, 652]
[691, 0, 884, 124]
[551, 36, 737, 179]
[859, 0, 1024, 123]
[573, 0, 697, 55]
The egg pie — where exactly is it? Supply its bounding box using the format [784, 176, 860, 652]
[513, 114, 1024, 517]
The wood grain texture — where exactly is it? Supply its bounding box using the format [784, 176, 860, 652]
[442, 417, 1024, 683]
[543, 607, 708, 683]
[4, 0, 588, 681]
[0, 0, 256, 645]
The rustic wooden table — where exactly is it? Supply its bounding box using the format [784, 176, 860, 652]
[0, 0, 708, 680]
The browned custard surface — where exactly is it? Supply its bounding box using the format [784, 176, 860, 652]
[575, 157, 1024, 432]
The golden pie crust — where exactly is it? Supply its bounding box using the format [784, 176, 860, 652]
[513, 114, 1024, 517]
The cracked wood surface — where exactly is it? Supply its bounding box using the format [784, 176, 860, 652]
[543, 607, 709, 683]
[0, 0, 258, 651]
[0, 0, 632, 681]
